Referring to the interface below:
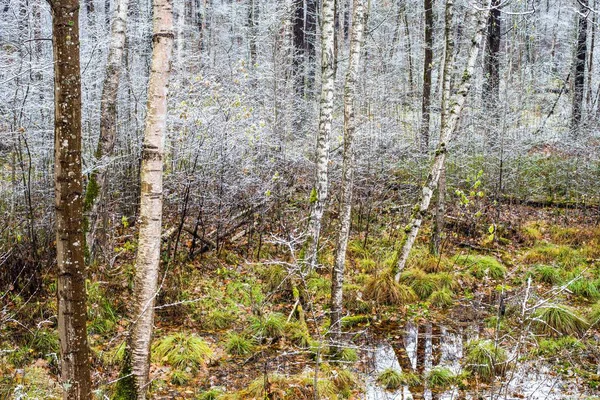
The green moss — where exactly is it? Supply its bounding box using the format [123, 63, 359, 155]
[535, 336, 584, 356]
[567, 276, 600, 300]
[113, 348, 137, 400]
[310, 187, 318, 204]
[522, 243, 584, 269]
[84, 173, 99, 212]
[286, 321, 311, 348]
[341, 315, 371, 328]
[205, 308, 238, 330]
[170, 369, 192, 385]
[196, 388, 224, 400]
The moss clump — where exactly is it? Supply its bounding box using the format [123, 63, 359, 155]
[341, 315, 371, 328]
[532, 304, 589, 336]
[152, 332, 213, 371]
[377, 368, 403, 390]
[286, 321, 312, 348]
[464, 339, 507, 382]
[224, 332, 255, 356]
[428, 288, 454, 308]
[521, 221, 543, 243]
[364, 270, 417, 305]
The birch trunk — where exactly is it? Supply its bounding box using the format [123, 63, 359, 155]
[127, 0, 173, 397]
[50, 0, 92, 398]
[394, 2, 488, 281]
[306, 0, 335, 269]
[431, 0, 455, 256]
[85, 0, 129, 257]
[330, 0, 365, 350]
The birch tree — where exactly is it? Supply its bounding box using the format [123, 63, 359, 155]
[125, 0, 174, 396]
[306, 0, 335, 269]
[394, 1, 489, 281]
[430, 0, 455, 256]
[330, 0, 365, 351]
[49, 0, 92, 397]
[85, 0, 129, 257]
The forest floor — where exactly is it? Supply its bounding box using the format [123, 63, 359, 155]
[1, 203, 600, 399]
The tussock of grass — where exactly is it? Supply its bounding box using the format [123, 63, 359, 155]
[152, 332, 213, 371]
[330, 346, 358, 363]
[531, 304, 589, 336]
[224, 332, 254, 356]
[432, 272, 459, 291]
[196, 388, 224, 400]
[454, 254, 506, 280]
[521, 221, 544, 243]
[249, 312, 286, 340]
[170, 369, 191, 385]
[535, 336, 584, 356]
[286, 321, 312, 348]
[589, 302, 600, 327]
[243, 373, 338, 399]
[407, 247, 449, 273]
[521, 243, 584, 269]
[30, 328, 59, 357]
[529, 264, 561, 285]
[567, 275, 600, 300]
[426, 366, 456, 389]
[428, 288, 454, 308]
[399, 268, 438, 299]
[205, 308, 237, 330]
[377, 368, 403, 390]
[464, 339, 507, 381]
[364, 270, 417, 305]
[259, 263, 289, 292]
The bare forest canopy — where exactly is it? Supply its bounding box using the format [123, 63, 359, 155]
[1, 0, 600, 399]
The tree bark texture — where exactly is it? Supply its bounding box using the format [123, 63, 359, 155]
[330, 0, 365, 349]
[127, 0, 173, 396]
[306, 0, 335, 269]
[419, 0, 433, 151]
[571, 0, 588, 132]
[394, 0, 488, 281]
[50, 0, 92, 398]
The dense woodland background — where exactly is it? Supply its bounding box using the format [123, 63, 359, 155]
[1, 0, 600, 398]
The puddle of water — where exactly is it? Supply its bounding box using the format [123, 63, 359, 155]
[364, 323, 589, 400]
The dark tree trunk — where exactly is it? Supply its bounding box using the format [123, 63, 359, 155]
[572, 0, 588, 133]
[50, 0, 92, 398]
[420, 0, 433, 152]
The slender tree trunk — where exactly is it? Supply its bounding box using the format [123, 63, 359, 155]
[483, 0, 500, 148]
[49, 0, 92, 398]
[330, 0, 365, 351]
[306, 0, 335, 269]
[431, 0, 455, 255]
[419, 0, 433, 151]
[571, 0, 588, 133]
[394, 1, 488, 281]
[404, 11, 414, 94]
[586, 0, 595, 109]
[85, 0, 129, 258]
[248, 0, 259, 68]
[126, 0, 173, 397]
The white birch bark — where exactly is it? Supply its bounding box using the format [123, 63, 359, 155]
[394, 2, 489, 281]
[86, 0, 129, 255]
[330, 0, 365, 350]
[128, 0, 174, 397]
[307, 0, 336, 269]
